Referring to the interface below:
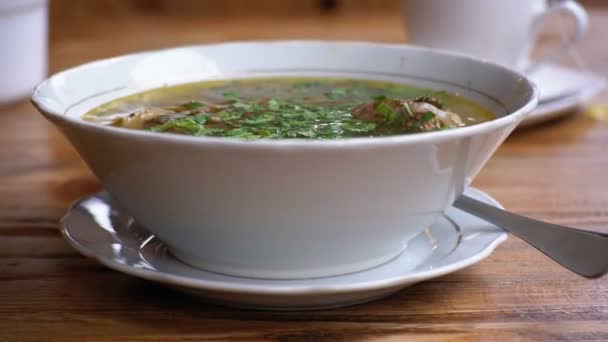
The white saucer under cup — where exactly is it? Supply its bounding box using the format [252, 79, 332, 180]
[61, 187, 507, 310]
[522, 63, 606, 127]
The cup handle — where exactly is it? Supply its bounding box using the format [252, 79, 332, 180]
[525, 0, 588, 73]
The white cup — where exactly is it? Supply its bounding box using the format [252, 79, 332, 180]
[403, 0, 588, 72]
[0, 0, 48, 104]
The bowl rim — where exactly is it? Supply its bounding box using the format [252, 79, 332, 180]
[32, 40, 539, 149]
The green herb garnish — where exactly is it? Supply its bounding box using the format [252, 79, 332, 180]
[222, 91, 240, 99]
[420, 111, 436, 122]
[267, 99, 281, 111]
[375, 102, 396, 122]
[326, 88, 348, 100]
[232, 102, 253, 111]
[183, 101, 204, 110]
[150, 117, 201, 135]
[403, 102, 414, 117]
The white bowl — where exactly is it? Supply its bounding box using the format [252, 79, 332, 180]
[32, 41, 537, 279]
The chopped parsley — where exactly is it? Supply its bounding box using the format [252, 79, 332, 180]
[420, 111, 436, 122]
[403, 102, 414, 117]
[325, 88, 348, 100]
[183, 101, 204, 110]
[375, 102, 396, 122]
[146, 98, 381, 139]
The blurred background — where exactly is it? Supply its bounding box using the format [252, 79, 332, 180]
[48, 0, 607, 72]
[50, 0, 606, 17]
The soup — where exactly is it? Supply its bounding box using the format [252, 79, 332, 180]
[84, 78, 494, 139]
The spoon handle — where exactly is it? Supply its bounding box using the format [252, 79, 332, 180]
[454, 194, 608, 278]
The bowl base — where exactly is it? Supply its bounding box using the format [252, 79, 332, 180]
[168, 243, 409, 280]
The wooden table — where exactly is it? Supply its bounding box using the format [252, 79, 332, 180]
[2, 10, 608, 342]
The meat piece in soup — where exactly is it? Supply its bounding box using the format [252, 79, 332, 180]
[352, 96, 463, 132]
[83, 78, 494, 139]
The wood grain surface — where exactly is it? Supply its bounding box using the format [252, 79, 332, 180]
[1, 8, 608, 342]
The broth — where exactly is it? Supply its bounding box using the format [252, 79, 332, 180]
[84, 77, 494, 139]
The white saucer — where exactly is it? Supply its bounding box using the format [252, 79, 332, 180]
[61, 188, 507, 310]
[522, 64, 606, 127]
[531, 63, 604, 104]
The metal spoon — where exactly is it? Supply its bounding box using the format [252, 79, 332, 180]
[454, 194, 608, 279]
